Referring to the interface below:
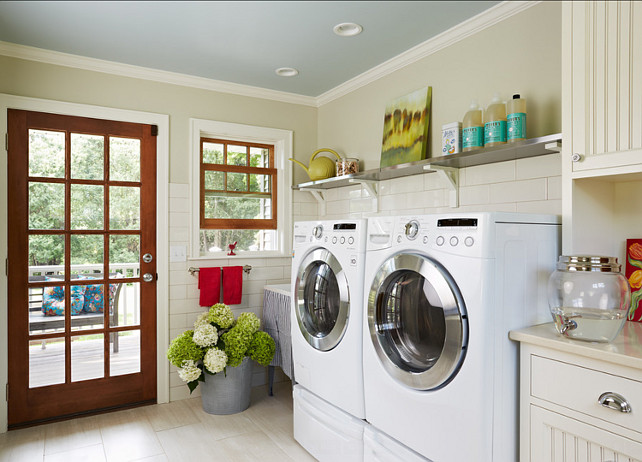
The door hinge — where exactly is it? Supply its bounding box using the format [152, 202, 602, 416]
[4, 133, 7, 151]
[5, 383, 8, 401]
[5, 258, 7, 276]
[151, 125, 158, 137]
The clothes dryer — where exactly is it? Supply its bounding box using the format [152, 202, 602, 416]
[362, 212, 560, 462]
[291, 219, 367, 418]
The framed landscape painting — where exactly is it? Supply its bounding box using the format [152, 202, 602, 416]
[626, 238, 642, 322]
[380, 86, 432, 168]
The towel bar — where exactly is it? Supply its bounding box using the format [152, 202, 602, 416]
[188, 265, 252, 276]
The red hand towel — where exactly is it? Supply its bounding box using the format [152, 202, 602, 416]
[222, 266, 243, 305]
[198, 267, 220, 307]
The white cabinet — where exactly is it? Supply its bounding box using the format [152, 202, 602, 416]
[510, 323, 642, 462]
[562, 0, 642, 258]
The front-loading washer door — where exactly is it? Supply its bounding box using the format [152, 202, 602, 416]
[295, 248, 349, 351]
[368, 252, 468, 390]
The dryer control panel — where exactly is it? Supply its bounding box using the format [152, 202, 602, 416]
[293, 220, 366, 255]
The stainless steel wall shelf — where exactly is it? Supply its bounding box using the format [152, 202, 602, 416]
[293, 133, 562, 211]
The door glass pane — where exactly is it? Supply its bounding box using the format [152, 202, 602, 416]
[249, 174, 270, 193]
[203, 142, 223, 164]
[110, 330, 140, 376]
[204, 171, 224, 190]
[29, 284, 66, 335]
[227, 145, 247, 166]
[71, 133, 104, 180]
[301, 262, 340, 337]
[70, 234, 104, 275]
[72, 281, 105, 332]
[71, 334, 104, 382]
[226, 172, 247, 191]
[111, 282, 139, 327]
[249, 147, 269, 168]
[109, 186, 140, 230]
[110, 137, 140, 182]
[29, 182, 65, 230]
[30, 336, 65, 388]
[29, 235, 64, 276]
[71, 184, 104, 230]
[109, 235, 140, 278]
[29, 129, 65, 178]
[377, 271, 446, 372]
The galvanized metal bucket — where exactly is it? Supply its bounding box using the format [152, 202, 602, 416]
[200, 357, 253, 415]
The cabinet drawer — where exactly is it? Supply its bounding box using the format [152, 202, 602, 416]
[531, 355, 642, 433]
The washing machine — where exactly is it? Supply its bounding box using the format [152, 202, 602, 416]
[362, 212, 560, 462]
[291, 219, 367, 460]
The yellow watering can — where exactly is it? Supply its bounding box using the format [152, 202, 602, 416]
[289, 148, 342, 181]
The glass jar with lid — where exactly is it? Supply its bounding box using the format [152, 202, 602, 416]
[547, 256, 631, 342]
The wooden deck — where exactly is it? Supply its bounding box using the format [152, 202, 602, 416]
[28, 332, 141, 388]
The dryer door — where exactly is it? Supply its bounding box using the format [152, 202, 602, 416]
[295, 248, 349, 351]
[368, 252, 468, 390]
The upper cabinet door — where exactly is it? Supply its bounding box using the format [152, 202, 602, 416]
[564, 1, 642, 175]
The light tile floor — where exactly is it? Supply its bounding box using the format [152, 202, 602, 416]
[0, 381, 316, 462]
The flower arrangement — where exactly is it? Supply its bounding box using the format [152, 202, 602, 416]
[167, 303, 276, 393]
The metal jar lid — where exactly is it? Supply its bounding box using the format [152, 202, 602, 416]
[557, 255, 621, 272]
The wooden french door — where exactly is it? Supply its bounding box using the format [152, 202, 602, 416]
[6, 109, 157, 427]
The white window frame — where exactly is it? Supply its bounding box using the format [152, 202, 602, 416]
[189, 119, 292, 259]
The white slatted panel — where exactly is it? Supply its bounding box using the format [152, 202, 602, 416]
[574, 0, 642, 158]
[531, 406, 642, 462]
[632, 0, 642, 149]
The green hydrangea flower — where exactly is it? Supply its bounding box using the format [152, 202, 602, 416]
[166, 330, 204, 367]
[208, 303, 234, 328]
[221, 326, 252, 367]
[248, 331, 276, 367]
[236, 312, 260, 335]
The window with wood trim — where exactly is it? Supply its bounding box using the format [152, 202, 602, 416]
[199, 138, 277, 253]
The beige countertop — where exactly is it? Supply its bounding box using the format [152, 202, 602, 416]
[509, 322, 642, 370]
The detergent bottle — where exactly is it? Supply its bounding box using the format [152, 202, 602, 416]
[462, 100, 484, 152]
[483, 94, 507, 148]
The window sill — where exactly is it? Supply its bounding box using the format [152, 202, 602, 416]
[188, 250, 291, 261]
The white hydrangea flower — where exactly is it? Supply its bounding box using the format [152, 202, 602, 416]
[178, 360, 202, 382]
[193, 323, 218, 347]
[193, 312, 210, 330]
[203, 348, 228, 374]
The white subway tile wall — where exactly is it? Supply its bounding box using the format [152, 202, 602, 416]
[167, 153, 561, 400]
[317, 154, 561, 219]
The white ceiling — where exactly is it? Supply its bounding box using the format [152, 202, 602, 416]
[0, 1, 501, 98]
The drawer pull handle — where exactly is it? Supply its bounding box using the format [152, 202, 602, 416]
[598, 392, 632, 413]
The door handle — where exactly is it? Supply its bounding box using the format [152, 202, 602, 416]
[143, 273, 154, 282]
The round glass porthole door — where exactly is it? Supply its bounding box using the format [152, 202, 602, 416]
[295, 248, 349, 351]
[368, 253, 468, 390]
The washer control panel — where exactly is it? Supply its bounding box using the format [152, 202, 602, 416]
[393, 216, 481, 254]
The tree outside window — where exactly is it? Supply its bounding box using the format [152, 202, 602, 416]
[199, 138, 277, 255]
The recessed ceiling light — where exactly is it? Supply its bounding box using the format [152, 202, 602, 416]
[333, 22, 363, 37]
[275, 67, 299, 77]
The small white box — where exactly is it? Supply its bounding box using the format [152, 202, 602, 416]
[442, 122, 462, 155]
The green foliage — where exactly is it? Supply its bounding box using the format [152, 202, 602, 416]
[208, 303, 235, 329]
[166, 330, 204, 367]
[236, 312, 260, 335]
[248, 331, 276, 367]
[221, 327, 253, 368]
[27, 129, 142, 268]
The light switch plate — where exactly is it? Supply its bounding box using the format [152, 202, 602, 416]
[169, 245, 187, 262]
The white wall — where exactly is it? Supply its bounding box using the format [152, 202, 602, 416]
[311, 1, 562, 218]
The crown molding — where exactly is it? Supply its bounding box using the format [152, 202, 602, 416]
[0, 41, 318, 107]
[0, 1, 539, 109]
[316, 1, 541, 106]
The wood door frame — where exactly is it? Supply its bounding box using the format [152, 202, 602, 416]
[0, 94, 170, 433]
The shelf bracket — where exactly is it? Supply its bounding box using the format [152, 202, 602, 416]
[349, 179, 379, 212]
[304, 189, 326, 215]
[544, 141, 562, 153]
[424, 164, 459, 208]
